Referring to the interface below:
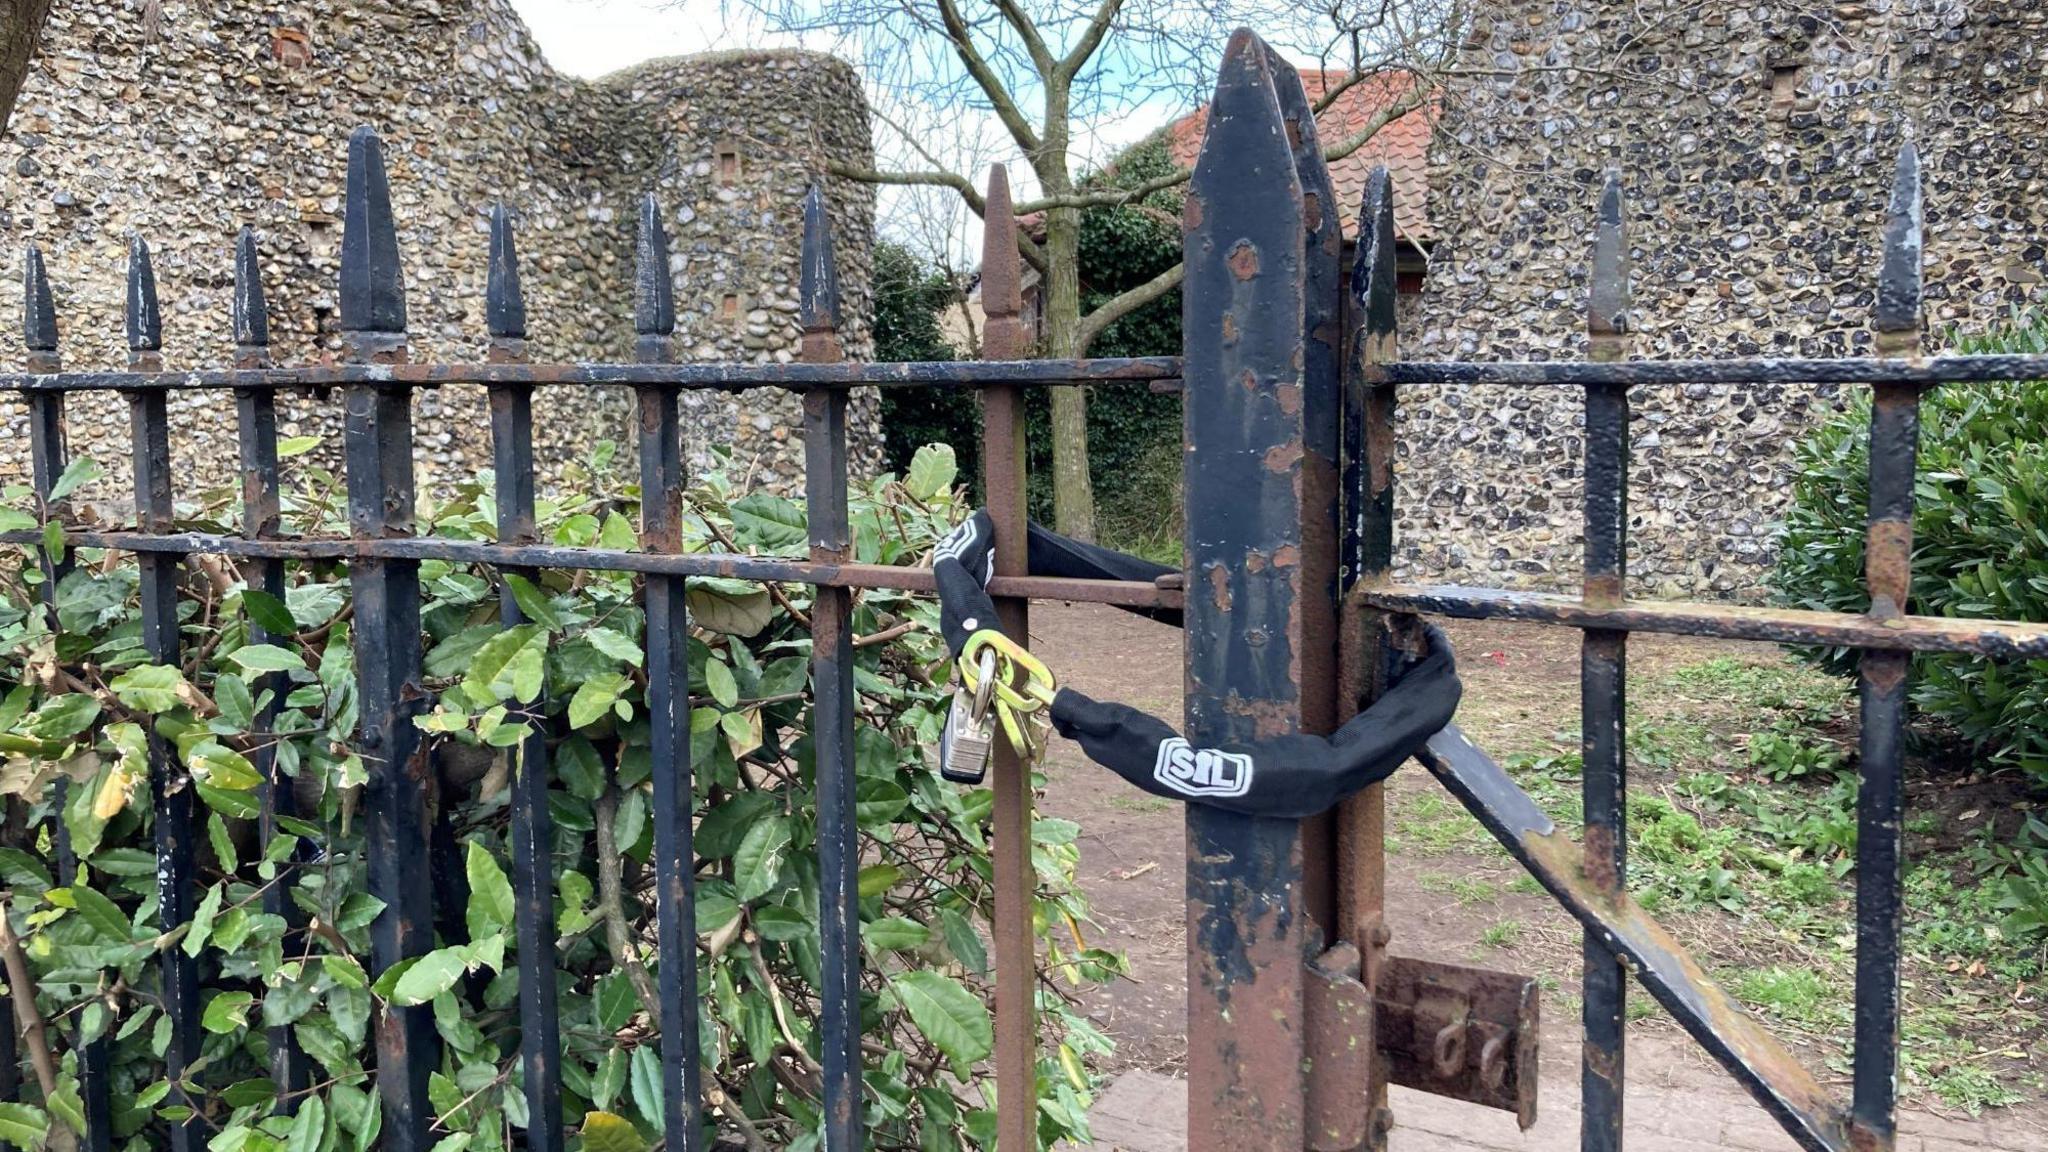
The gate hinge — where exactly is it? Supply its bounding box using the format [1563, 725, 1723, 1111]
[1304, 948, 1540, 1145]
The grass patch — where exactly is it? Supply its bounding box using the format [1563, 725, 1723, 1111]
[1479, 920, 1522, 950]
[1419, 872, 1500, 906]
[1106, 794, 1174, 815]
[1388, 646, 2046, 1111]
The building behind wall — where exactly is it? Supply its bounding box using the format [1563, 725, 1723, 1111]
[1406, 0, 2048, 597]
[0, 0, 878, 503]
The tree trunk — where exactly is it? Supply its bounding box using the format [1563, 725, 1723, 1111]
[0, 0, 52, 136]
[1039, 201, 1098, 542]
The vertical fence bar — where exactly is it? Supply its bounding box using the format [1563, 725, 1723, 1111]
[1852, 142, 1923, 1152]
[233, 229, 311, 1110]
[1265, 45, 1344, 940]
[799, 186, 862, 1151]
[1181, 32, 1311, 1148]
[126, 239, 201, 1152]
[485, 204, 565, 1150]
[1337, 166, 1399, 1151]
[338, 126, 436, 1152]
[977, 164, 1037, 1152]
[19, 246, 108, 1151]
[1580, 173, 1631, 1152]
[634, 194, 702, 1152]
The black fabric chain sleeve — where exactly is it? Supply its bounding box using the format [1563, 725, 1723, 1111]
[929, 508, 1463, 816]
[1048, 625, 1463, 818]
[934, 509, 999, 658]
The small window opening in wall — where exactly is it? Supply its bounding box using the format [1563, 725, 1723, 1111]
[717, 145, 741, 184]
[1769, 64, 1802, 116]
[722, 294, 741, 324]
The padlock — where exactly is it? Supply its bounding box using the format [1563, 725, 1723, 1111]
[939, 649, 999, 784]
[939, 685, 996, 784]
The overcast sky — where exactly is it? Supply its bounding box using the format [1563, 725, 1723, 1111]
[508, 0, 787, 78]
[508, 0, 1183, 260]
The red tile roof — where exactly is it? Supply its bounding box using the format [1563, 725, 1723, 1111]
[1164, 69, 1434, 244]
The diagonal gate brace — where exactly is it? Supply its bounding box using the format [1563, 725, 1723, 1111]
[1417, 724, 1858, 1152]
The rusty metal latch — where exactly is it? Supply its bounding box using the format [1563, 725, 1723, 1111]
[1305, 949, 1540, 1145]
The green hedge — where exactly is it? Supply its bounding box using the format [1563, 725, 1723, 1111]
[1772, 315, 2048, 783]
[0, 444, 1115, 1151]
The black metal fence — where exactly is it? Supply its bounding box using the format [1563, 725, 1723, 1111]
[1, 121, 1180, 1152]
[4, 24, 2047, 1152]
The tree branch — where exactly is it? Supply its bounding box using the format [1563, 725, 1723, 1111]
[988, 0, 1053, 76]
[1320, 85, 1428, 165]
[1075, 261, 1184, 354]
[825, 160, 1048, 275]
[594, 788, 768, 1152]
[0, 0, 54, 135]
[934, 0, 1042, 156]
[0, 908, 54, 1097]
[1056, 0, 1124, 82]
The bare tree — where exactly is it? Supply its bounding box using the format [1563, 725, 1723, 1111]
[0, 0, 53, 135]
[727, 0, 1464, 540]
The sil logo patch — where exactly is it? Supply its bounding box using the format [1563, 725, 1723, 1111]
[1151, 738, 1254, 799]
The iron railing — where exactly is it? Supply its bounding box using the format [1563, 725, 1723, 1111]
[1351, 134, 2046, 1152]
[5, 25, 2046, 1152]
[0, 126, 1180, 1152]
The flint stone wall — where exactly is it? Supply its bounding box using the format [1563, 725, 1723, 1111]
[1408, 0, 2047, 598]
[0, 0, 878, 507]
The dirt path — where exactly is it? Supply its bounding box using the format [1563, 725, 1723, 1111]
[1027, 600, 2048, 1138]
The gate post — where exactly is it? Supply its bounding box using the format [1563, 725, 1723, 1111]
[1180, 31, 1334, 1148]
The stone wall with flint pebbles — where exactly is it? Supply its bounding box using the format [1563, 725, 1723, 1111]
[0, 0, 877, 509]
[1407, 0, 2047, 597]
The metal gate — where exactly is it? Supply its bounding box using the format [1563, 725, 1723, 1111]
[5, 23, 2047, 1152]
[1162, 25, 2048, 1152]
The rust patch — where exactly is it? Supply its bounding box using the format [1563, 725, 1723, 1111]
[1208, 563, 1232, 611]
[1244, 550, 1267, 574]
[1264, 442, 1304, 473]
[1271, 544, 1300, 570]
[1303, 191, 1322, 233]
[1222, 313, 1238, 344]
[1227, 240, 1260, 280]
[1865, 518, 1913, 617]
[1862, 649, 1908, 694]
[1225, 696, 1299, 740]
[1582, 824, 1621, 894]
[1184, 193, 1204, 230]
[1275, 382, 1302, 415]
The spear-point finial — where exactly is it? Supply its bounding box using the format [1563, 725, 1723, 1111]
[126, 235, 162, 353]
[233, 227, 270, 348]
[981, 166, 1019, 320]
[1875, 140, 1922, 338]
[487, 203, 527, 341]
[1352, 165, 1398, 337]
[22, 246, 57, 353]
[635, 192, 674, 338]
[799, 184, 840, 334]
[340, 125, 407, 334]
[1589, 170, 1630, 340]
[980, 164, 1025, 358]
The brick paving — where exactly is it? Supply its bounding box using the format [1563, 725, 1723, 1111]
[1085, 1060, 2046, 1152]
